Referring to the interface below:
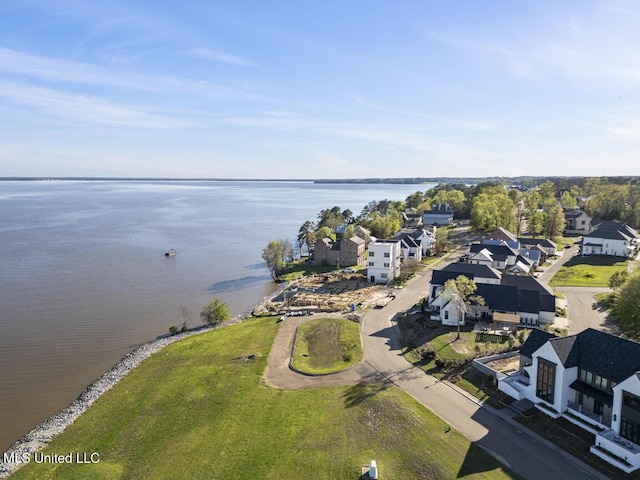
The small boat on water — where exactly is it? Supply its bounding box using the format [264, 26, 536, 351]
[165, 249, 177, 257]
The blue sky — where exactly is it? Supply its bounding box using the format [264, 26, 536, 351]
[1, 0, 639, 178]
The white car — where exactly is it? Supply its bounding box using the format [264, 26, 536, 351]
[343, 267, 357, 273]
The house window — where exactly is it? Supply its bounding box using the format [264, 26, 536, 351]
[444, 311, 449, 320]
[381, 273, 388, 278]
[621, 391, 640, 444]
[369, 251, 374, 257]
[621, 418, 640, 445]
[384, 263, 389, 267]
[384, 252, 390, 258]
[536, 358, 556, 404]
[368, 262, 374, 267]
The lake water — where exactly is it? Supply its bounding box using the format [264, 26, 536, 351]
[0, 179, 430, 451]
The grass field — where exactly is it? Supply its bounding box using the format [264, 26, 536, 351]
[291, 318, 363, 374]
[549, 255, 628, 287]
[11, 317, 514, 480]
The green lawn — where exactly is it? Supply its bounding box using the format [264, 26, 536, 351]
[292, 318, 363, 374]
[11, 317, 514, 480]
[549, 256, 628, 287]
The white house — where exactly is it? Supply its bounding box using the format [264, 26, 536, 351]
[564, 208, 593, 234]
[498, 328, 640, 473]
[422, 204, 454, 226]
[367, 239, 402, 284]
[582, 222, 639, 258]
[428, 267, 554, 326]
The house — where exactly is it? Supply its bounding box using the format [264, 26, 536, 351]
[393, 227, 436, 256]
[518, 237, 557, 258]
[422, 203, 454, 226]
[498, 328, 640, 473]
[582, 222, 639, 258]
[367, 239, 402, 283]
[429, 285, 469, 326]
[313, 236, 366, 267]
[468, 242, 520, 271]
[401, 210, 423, 228]
[486, 227, 519, 245]
[398, 235, 423, 263]
[428, 266, 555, 326]
[564, 208, 593, 234]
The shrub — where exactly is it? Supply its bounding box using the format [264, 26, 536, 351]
[169, 325, 179, 335]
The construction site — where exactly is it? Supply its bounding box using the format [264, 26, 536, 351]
[252, 271, 397, 316]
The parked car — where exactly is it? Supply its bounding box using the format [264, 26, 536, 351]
[343, 267, 357, 273]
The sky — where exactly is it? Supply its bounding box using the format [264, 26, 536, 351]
[1, 0, 639, 179]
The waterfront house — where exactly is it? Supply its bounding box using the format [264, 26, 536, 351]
[498, 328, 640, 473]
[367, 239, 402, 283]
[422, 203, 454, 226]
[313, 236, 366, 267]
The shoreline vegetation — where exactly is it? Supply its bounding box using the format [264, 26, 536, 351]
[3, 175, 640, 184]
[0, 280, 290, 479]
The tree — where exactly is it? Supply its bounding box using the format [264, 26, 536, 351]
[441, 275, 485, 340]
[316, 226, 333, 240]
[178, 305, 192, 332]
[542, 204, 566, 239]
[612, 272, 640, 338]
[262, 239, 293, 280]
[297, 220, 315, 256]
[609, 270, 629, 290]
[343, 224, 356, 239]
[433, 228, 449, 255]
[200, 298, 229, 326]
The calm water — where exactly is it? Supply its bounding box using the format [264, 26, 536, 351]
[0, 180, 429, 450]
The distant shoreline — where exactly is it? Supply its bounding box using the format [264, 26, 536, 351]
[3, 175, 638, 185]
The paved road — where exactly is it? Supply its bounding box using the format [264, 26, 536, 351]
[359, 273, 606, 480]
[556, 287, 616, 334]
[263, 264, 607, 479]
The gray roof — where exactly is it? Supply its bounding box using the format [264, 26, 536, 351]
[547, 329, 640, 384]
[520, 329, 556, 358]
[424, 203, 453, 214]
[585, 221, 639, 241]
[470, 243, 518, 257]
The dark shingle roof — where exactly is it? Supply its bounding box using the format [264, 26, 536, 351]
[424, 203, 454, 214]
[470, 243, 518, 257]
[547, 329, 640, 383]
[520, 329, 556, 358]
[440, 263, 502, 279]
[585, 222, 639, 241]
[475, 284, 519, 312]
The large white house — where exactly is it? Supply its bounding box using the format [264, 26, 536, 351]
[367, 239, 402, 284]
[499, 329, 640, 473]
[582, 222, 639, 258]
[428, 264, 555, 326]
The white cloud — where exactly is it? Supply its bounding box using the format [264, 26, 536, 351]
[0, 81, 196, 129]
[186, 47, 257, 68]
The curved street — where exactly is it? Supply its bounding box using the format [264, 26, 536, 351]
[263, 263, 608, 480]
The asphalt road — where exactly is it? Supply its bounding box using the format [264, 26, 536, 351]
[359, 271, 607, 480]
[263, 262, 608, 479]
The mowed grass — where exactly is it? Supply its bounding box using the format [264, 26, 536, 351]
[292, 318, 362, 374]
[549, 255, 628, 287]
[11, 317, 514, 480]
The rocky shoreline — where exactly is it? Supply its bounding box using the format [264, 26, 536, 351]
[0, 324, 222, 478]
[0, 282, 295, 479]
